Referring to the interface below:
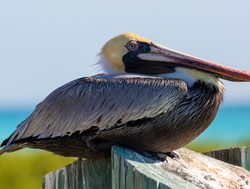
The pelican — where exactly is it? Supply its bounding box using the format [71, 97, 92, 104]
[1, 32, 250, 159]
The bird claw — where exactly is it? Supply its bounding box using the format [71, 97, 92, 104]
[135, 150, 180, 162]
[165, 151, 180, 160]
[155, 151, 180, 162]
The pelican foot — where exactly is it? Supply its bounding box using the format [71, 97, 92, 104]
[165, 151, 180, 160]
[155, 151, 180, 162]
[135, 150, 181, 162]
[135, 150, 180, 162]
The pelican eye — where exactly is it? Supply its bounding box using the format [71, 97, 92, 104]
[126, 41, 139, 51]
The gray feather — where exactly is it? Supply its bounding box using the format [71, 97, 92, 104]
[2, 76, 187, 147]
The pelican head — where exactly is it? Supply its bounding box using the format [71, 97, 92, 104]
[100, 32, 250, 86]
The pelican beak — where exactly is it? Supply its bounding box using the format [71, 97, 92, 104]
[135, 42, 250, 82]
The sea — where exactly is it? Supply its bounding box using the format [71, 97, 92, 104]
[0, 105, 250, 149]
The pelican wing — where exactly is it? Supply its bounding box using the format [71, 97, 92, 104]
[2, 76, 187, 146]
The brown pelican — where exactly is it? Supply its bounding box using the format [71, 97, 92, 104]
[1, 32, 250, 159]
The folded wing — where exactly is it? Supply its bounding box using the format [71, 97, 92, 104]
[1, 76, 188, 149]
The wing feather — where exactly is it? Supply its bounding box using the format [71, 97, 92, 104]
[3, 76, 187, 146]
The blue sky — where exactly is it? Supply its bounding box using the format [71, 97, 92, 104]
[1, 1, 250, 107]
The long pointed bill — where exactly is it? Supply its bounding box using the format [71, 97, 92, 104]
[137, 42, 250, 82]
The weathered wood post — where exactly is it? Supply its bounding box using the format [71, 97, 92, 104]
[43, 146, 250, 189]
[205, 146, 250, 170]
[43, 158, 111, 189]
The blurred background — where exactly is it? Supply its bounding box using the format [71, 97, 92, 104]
[1, 0, 250, 188]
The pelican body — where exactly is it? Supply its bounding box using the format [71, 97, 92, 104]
[1, 33, 250, 158]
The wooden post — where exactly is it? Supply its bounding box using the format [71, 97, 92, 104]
[204, 146, 250, 171]
[43, 146, 250, 189]
[43, 158, 111, 189]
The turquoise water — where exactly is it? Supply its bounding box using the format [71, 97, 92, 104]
[197, 105, 250, 143]
[0, 105, 250, 146]
[0, 109, 32, 143]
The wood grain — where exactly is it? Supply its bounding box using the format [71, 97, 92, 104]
[43, 146, 250, 189]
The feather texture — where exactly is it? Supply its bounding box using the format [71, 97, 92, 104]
[1, 76, 187, 148]
[0, 76, 224, 158]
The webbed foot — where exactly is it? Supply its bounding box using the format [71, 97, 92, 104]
[165, 151, 180, 160]
[135, 150, 180, 162]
